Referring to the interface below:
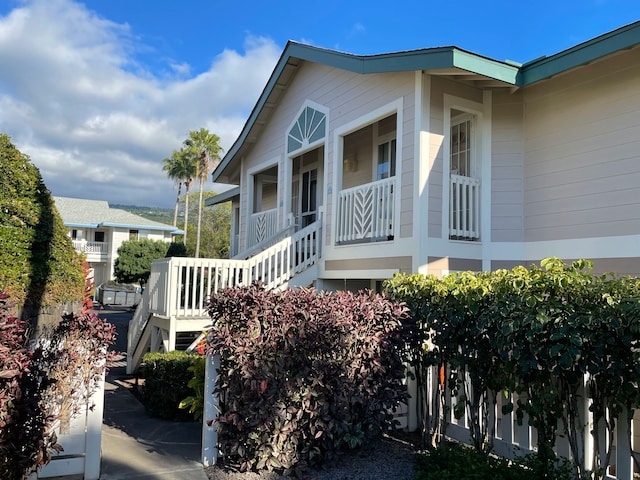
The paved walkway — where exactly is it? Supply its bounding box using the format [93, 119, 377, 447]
[98, 308, 208, 480]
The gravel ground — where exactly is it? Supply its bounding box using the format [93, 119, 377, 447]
[205, 432, 420, 480]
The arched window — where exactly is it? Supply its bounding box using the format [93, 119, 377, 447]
[287, 106, 326, 154]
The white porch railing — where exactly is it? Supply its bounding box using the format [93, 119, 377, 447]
[247, 208, 278, 249]
[336, 177, 395, 243]
[72, 240, 109, 258]
[449, 174, 480, 240]
[425, 366, 639, 479]
[127, 219, 323, 373]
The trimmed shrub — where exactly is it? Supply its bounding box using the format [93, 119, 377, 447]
[140, 350, 201, 420]
[385, 258, 640, 478]
[0, 134, 84, 327]
[202, 284, 417, 474]
[178, 355, 206, 421]
[113, 239, 170, 286]
[165, 241, 188, 258]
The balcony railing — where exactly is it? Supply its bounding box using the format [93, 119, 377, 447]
[336, 177, 395, 244]
[247, 208, 278, 249]
[127, 219, 323, 372]
[72, 240, 109, 260]
[449, 174, 480, 240]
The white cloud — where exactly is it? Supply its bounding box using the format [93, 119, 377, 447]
[0, 0, 280, 207]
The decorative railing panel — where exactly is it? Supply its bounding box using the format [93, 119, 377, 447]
[247, 208, 278, 249]
[336, 177, 395, 244]
[449, 174, 480, 240]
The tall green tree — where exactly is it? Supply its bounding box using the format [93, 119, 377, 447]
[183, 128, 223, 258]
[162, 149, 193, 228]
[113, 239, 170, 286]
[182, 192, 231, 259]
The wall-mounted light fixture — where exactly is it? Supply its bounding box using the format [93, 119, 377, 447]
[343, 153, 358, 173]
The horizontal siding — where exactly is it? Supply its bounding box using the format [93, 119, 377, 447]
[427, 76, 487, 239]
[325, 256, 412, 274]
[491, 89, 524, 243]
[241, 60, 416, 248]
[523, 48, 640, 241]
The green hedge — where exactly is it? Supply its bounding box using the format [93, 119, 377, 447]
[140, 351, 201, 421]
[385, 258, 640, 478]
[0, 134, 84, 325]
[415, 442, 572, 480]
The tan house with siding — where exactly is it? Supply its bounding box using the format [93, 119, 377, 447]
[127, 21, 640, 372]
[207, 21, 640, 287]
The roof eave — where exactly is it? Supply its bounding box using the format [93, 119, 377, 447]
[211, 43, 518, 182]
[521, 21, 640, 85]
[100, 222, 179, 232]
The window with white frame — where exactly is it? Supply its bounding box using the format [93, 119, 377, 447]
[450, 115, 472, 177]
[376, 138, 397, 180]
[449, 111, 480, 241]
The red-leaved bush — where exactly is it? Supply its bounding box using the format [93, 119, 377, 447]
[202, 283, 416, 474]
[0, 290, 115, 480]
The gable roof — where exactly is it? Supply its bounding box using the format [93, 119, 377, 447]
[212, 21, 640, 183]
[54, 196, 182, 233]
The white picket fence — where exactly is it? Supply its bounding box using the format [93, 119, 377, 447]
[421, 366, 640, 479]
[31, 370, 105, 480]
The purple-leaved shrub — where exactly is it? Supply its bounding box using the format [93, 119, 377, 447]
[202, 283, 417, 474]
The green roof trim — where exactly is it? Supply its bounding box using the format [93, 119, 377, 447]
[212, 21, 640, 182]
[452, 49, 520, 84]
[521, 21, 640, 85]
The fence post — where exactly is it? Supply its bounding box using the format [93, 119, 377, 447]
[616, 408, 633, 480]
[202, 354, 220, 467]
[83, 368, 105, 480]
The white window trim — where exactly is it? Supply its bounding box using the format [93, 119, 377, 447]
[332, 98, 404, 244]
[286, 100, 328, 156]
[246, 157, 281, 232]
[442, 95, 485, 242]
[284, 100, 329, 229]
[373, 129, 397, 182]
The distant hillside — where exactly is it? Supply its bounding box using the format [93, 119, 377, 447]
[112, 204, 175, 226]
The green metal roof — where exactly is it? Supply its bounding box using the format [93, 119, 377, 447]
[212, 21, 640, 183]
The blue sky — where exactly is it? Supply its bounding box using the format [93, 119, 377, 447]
[0, 0, 638, 208]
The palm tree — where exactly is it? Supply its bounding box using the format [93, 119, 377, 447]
[183, 128, 223, 258]
[182, 159, 195, 246]
[162, 149, 192, 227]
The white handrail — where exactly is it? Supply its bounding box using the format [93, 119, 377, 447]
[127, 218, 323, 366]
[72, 240, 109, 254]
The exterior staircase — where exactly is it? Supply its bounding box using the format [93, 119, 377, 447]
[126, 220, 322, 374]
